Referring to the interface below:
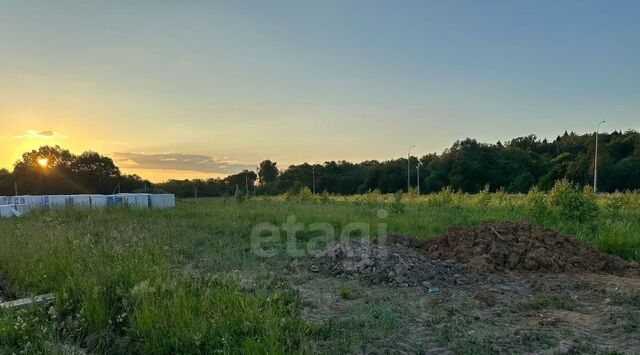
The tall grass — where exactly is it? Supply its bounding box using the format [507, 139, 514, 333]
[0, 207, 310, 353]
[0, 188, 638, 353]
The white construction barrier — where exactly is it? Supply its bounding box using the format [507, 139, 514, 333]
[0, 205, 28, 218]
[43, 195, 68, 209]
[149, 194, 176, 209]
[66, 195, 92, 209]
[10, 196, 26, 205]
[106, 195, 124, 207]
[116, 193, 150, 209]
[0, 205, 15, 218]
[0, 193, 175, 218]
[89, 195, 108, 210]
[13, 204, 31, 216]
[22, 196, 46, 209]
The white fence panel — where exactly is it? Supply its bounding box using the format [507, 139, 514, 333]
[117, 193, 150, 209]
[22, 196, 46, 210]
[43, 195, 68, 209]
[66, 195, 92, 209]
[1, 194, 174, 218]
[149, 194, 175, 209]
[89, 195, 108, 210]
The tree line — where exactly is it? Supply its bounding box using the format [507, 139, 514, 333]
[0, 146, 151, 196]
[157, 130, 640, 197]
[1, 130, 638, 197]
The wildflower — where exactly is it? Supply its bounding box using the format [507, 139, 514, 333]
[48, 305, 57, 320]
[116, 312, 127, 323]
[131, 280, 155, 297]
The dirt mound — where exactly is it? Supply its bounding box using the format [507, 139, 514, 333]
[394, 221, 639, 275]
[311, 239, 472, 289]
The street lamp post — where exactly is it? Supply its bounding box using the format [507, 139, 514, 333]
[408, 145, 415, 192]
[416, 161, 423, 195]
[594, 120, 606, 192]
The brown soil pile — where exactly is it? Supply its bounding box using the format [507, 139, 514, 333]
[391, 221, 639, 275]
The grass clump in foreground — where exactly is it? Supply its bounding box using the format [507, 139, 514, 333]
[127, 277, 307, 354]
[0, 207, 311, 354]
[0, 187, 638, 353]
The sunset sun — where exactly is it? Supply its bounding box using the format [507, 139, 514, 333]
[37, 158, 49, 167]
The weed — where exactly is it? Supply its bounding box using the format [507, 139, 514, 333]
[526, 297, 575, 311]
[390, 190, 405, 213]
[525, 186, 549, 223]
[548, 180, 600, 227]
[339, 283, 358, 300]
[0, 192, 639, 352]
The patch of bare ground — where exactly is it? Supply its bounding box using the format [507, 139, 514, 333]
[0, 275, 18, 303]
[293, 221, 640, 354]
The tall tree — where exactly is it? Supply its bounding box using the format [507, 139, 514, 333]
[257, 160, 279, 185]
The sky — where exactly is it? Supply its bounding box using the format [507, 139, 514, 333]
[0, 0, 638, 182]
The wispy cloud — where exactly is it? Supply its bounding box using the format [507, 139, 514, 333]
[113, 152, 254, 174]
[14, 130, 68, 139]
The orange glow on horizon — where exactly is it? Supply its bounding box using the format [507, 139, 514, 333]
[120, 168, 228, 183]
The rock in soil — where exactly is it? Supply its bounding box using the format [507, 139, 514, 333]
[391, 221, 640, 275]
[312, 239, 471, 289]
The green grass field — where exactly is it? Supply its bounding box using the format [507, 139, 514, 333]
[0, 187, 639, 353]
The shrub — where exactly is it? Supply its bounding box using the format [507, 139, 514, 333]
[297, 186, 315, 202]
[607, 192, 626, 214]
[474, 184, 491, 207]
[548, 179, 600, 226]
[357, 189, 383, 206]
[525, 186, 549, 223]
[606, 190, 638, 214]
[320, 189, 331, 203]
[283, 191, 295, 201]
[406, 187, 420, 201]
[430, 186, 455, 206]
[390, 190, 405, 213]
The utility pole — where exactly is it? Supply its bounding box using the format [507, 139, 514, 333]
[407, 144, 415, 192]
[594, 120, 606, 192]
[14, 182, 18, 196]
[312, 165, 316, 195]
[194, 185, 198, 200]
[245, 173, 249, 199]
[416, 161, 422, 195]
